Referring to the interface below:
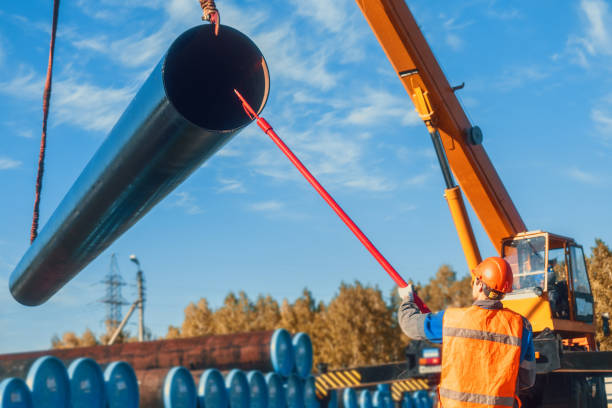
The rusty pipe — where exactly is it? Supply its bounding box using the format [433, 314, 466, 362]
[136, 367, 197, 408]
[10, 24, 270, 306]
[0, 330, 292, 378]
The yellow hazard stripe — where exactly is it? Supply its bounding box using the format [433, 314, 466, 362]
[317, 371, 361, 389]
[327, 372, 346, 387]
[317, 375, 339, 389]
[390, 378, 431, 400]
[315, 382, 328, 397]
[336, 371, 359, 386]
[344, 370, 361, 383]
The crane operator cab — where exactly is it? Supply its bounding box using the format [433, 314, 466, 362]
[500, 231, 597, 349]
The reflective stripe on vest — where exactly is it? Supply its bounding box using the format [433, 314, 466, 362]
[440, 306, 523, 408]
[439, 388, 515, 407]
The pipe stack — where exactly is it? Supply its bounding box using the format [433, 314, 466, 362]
[0, 330, 295, 375]
[0, 329, 315, 408]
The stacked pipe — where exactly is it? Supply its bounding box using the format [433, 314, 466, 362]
[183, 329, 315, 408]
[0, 330, 294, 374]
[0, 329, 314, 408]
[0, 355, 139, 408]
[334, 385, 435, 408]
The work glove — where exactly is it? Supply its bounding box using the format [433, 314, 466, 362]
[397, 284, 414, 302]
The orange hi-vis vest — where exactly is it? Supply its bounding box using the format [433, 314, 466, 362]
[439, 305, 524, 408]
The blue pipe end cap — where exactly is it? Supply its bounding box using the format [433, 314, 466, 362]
[359, 390, 373, 408]
[291, 333, 313, 378]
[103, 361, 139, 408]
[26, 356, 70, 408]
[343, 388, 358, 408]
[67, 357, 105, 408]
[225, 369, 249, 408]
[199, 369, 229, 408]
[164, 366, 197, 408]
[246, 371, 268, 408]
[270, 329, 294, 377]
[302, 376, 319, 408]
[0, 378, 33, 408]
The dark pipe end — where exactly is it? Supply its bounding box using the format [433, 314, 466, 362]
[163, 24, 270, 131]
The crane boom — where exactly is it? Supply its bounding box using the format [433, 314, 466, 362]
[354, 0, 526, 254]
[344, 4, 611, 406]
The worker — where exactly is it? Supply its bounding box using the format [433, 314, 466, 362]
[398, 257, 535, 407]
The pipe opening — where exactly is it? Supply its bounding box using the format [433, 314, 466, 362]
[164, 24, 270, 131]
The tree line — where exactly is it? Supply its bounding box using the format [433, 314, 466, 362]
[51, 239, 612, 368]
[50, 263, 474, 368]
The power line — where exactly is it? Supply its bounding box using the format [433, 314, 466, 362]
[99, 253, 129, 333]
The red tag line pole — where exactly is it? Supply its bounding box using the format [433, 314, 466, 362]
[234, 89, 430, 313]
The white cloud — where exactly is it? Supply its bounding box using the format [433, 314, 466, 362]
[248, 129, 396, 193]
[485, 4, 522, 21]
[343, 88, 420, 127]
[249, 200, 284, 212]
[289, 0, 349, 34]
[495, 66, 549, 91]
[591, 108, 612, 143]
[567, 167, 600, 185]
[0, 157, 21, 170]
[70, 0, 201, 70]
[75, 0, 163, 21]
[0, 69, 42, 98]
[8, 14, 50, 35]
[563, 0, 612, 67]
[249, 149, 299, 183]
[437, 15, 473, 52]
[0, 69, 136, 132]
[71, 0, 268, 71]
[168, 192, 203, 215]
[217, 178, 246, 194]
[164, 0, 202, 23]
[17, 129, 34, 139]
[404, 173, 431, 186]
[72, 29, 170, 69]
[254, 24, 337, 91]
[53, 77, 136, 131]
[216, 146, 242, 158]
[344, 175, 394, 192]
[445, 34, 463, 51]
[292, 90, 325, 105]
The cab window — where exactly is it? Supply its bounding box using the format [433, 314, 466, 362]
[570, 246, 594, 322]
[503, 236, 546, 292]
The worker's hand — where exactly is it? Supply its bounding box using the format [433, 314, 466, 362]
[397, 284, 414, 302]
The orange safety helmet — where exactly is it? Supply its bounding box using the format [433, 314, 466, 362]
[472, 257, 514, 296]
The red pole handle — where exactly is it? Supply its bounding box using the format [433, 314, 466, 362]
[234, 90, 430, 313]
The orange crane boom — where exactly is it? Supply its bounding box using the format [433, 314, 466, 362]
[354, 0, 526, 255]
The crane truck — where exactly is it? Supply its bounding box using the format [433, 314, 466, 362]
[315, 2, 612, 408]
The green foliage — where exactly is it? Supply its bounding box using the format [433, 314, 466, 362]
[587, 239, 612, 350]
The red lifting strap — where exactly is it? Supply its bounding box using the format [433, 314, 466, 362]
[234, 89, 430, 313]
[31, 0, 61, 243]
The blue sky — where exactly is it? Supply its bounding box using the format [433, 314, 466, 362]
[1, 0, 611, 353]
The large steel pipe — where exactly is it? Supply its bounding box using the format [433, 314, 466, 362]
[10, 24, 269, 305]
[137, 367, 197, 408]
[0, 330, 292, 378]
